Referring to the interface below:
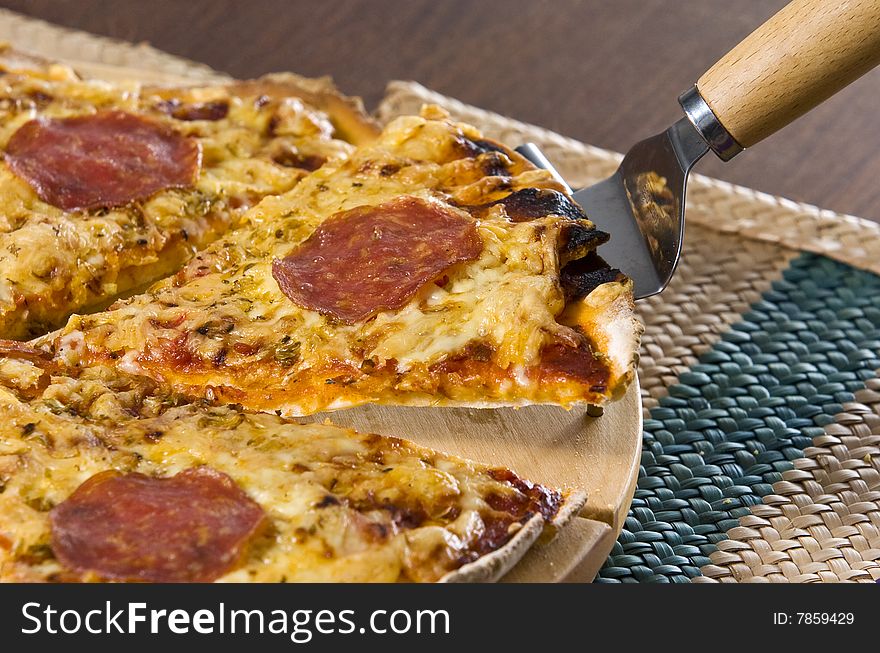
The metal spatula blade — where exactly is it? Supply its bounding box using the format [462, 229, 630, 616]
[515, 0, 880, 301]
[519, 117, 708, 300]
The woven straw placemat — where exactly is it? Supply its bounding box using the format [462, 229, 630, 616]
[0, 7, 226, 83]
[2, 10, 879, 583]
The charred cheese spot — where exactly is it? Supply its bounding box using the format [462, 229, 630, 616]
[269, 143, 327, 171]
[158, 99, 230, 122]
[464, 187, 592, 223]
[559, 222, 611, 265]
[560, 252, 626, 301]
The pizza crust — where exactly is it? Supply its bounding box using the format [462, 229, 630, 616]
[0, 43, 55, 76]
[440, 489, 588, 583]
[560, 278, 644, 402]
[223, 72, 380, 145]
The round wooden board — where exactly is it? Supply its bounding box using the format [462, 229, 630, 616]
[58, 58, 644, 583]
[314, 380, 643, 582]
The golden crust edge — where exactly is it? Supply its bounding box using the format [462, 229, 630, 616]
[438, 488, 588, 583]
[559, 277, 642, 403]
[225, 72, 380, 146]
[0, 43, 57, 76]
[0, 44, 380, 147]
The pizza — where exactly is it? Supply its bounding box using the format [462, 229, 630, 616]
[0, 48, 641, 583]
[0, 342, 584, 583]
[51, 105, 641, 416]
[0, 46, 377, 339]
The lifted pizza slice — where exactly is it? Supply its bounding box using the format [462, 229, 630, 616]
[52, 106, 641, 415]
[0, 51, 377, 339]
[0, 344, 583, 583]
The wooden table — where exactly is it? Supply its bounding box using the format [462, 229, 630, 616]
[5, 0, 880, 224]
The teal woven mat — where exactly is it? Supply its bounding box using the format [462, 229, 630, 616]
[597, 253, 880, 583]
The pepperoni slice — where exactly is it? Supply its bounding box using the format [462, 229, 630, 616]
[4, 110, 201, 211]
[272, 196, 483, 323]
[50, 467, 265, 583]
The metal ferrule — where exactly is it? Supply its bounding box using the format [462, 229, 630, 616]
[678, 86, 743, 162]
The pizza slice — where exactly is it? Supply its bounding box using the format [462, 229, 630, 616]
[0, 342, 584, 583]
[51, 105, 640, 416]
[0, 49, 377, 339]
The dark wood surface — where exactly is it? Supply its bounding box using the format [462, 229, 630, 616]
[4, 0, 880, 222]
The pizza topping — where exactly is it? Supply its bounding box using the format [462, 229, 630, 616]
[49, 467, 265, 582]
[0, 339, 54, 367]
[0, 340, 55, 399]
[485, 467, 563, 522]
[456, 468, 563, 564]
[559, 222, 610, 264]
[272, 196, 483, 323]
[467, 187, 590, 223]
[560, 253, 624, 300]
[269, 142, 326, 170]
[159, 99, 230, 121]
[539, 341, 610, 392]
[4, 110, 201, 210]
[456, 135, 512, 158]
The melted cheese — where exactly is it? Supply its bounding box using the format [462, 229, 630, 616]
[55, 109, 637, 415]
[0, 362, 564, 583]
[0, 64, 359, 339]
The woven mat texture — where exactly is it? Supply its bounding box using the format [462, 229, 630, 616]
[2, 10, 879, 582]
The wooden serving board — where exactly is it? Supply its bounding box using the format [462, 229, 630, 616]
[60, 58, 645, 583]
[320, 386, 642, 583]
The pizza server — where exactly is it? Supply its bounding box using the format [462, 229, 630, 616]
[517, 0, 880, 299]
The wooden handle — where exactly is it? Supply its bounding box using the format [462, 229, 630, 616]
[697, 0, 880, 148]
